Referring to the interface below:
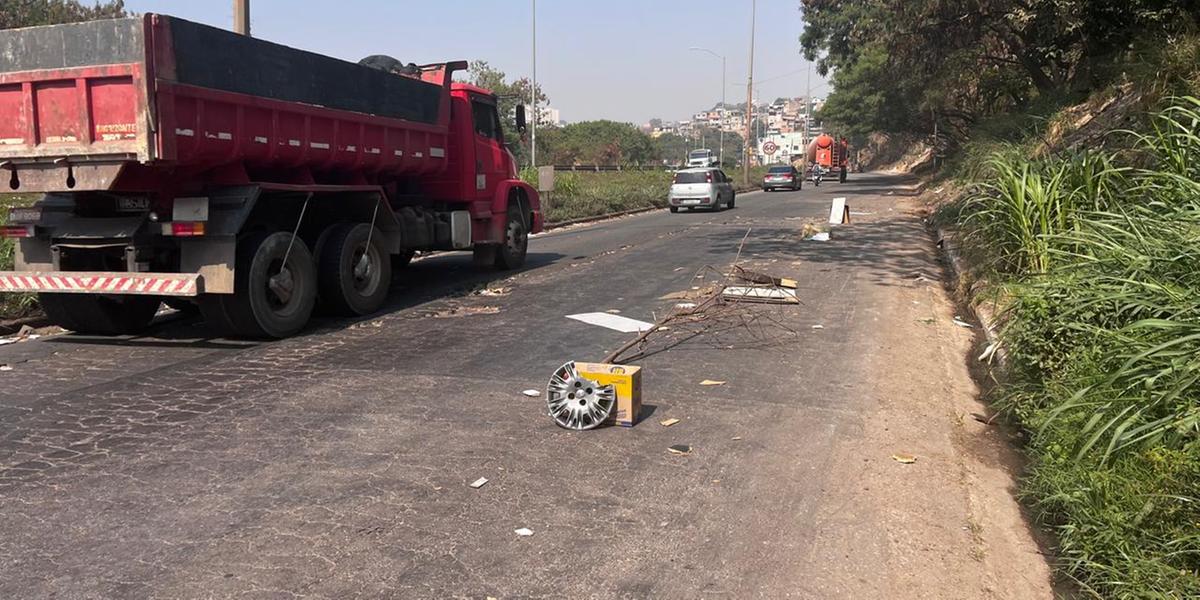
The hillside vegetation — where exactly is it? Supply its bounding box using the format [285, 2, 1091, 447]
[801, 2, 1200, 597]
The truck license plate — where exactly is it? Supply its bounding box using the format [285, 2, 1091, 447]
[117, 197, 150, 212]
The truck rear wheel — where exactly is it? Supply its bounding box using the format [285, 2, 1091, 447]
[494, 202, 528, 270]
[318, 223, 391, 316]
[200, 231, 317, 339]
[38, 293, 161, 335]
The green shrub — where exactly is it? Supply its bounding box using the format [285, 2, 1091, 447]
[962, 97, 1200, 598]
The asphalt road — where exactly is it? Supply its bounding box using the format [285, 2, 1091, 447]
[0, 173, 1053, 598]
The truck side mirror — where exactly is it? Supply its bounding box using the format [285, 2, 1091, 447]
[516, 105, 527, 133]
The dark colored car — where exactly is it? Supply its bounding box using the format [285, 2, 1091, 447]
[762, 165, 801, 192]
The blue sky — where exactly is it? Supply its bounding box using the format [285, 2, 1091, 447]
[126, 0, 828, 124]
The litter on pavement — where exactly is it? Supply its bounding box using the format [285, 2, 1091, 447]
[659, 418, 681, 427]
[565, 312, 655, 333]
[0, 364, 11, 371]
[470, 477, 489, 489]
[668, 444, 692, 455]
[722, 286, 799, 304]
[891, 453, 918, 464]
[952, 317, 974, 328]
[514, 528, 534, 537]
[522, 389, 541, 397]
[808, 232, 831, 242]
[699, 380, 726, 386]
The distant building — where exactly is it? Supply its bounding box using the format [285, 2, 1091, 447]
[539, 105, 563, 126]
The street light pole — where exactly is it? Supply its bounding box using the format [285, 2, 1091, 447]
[743, 0, 756, 186]
[233, 0, 250, 36]
[530, 0, 537, 169]
[688, 47, 726, 167]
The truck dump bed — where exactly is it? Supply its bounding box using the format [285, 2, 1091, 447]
[0, 14, 459, 192]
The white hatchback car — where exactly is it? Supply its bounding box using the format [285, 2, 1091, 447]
[668, 168, 736, 213]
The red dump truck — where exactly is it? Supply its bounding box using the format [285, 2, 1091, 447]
[806, 133, 850, 183]
[0, 14, 541, 338]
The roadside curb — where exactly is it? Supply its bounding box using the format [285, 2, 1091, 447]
[936, 224, 1007, 369]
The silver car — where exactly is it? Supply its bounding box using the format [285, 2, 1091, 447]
[668, 168, 736, 213]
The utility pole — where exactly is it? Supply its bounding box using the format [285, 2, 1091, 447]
[530, 0, 537, 168]
[743, 0, 756, 186]
[233, 0, 250, 36]
[689, 47, 726, 167]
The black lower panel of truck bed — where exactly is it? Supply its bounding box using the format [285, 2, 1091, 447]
[168, 17, 442, 125]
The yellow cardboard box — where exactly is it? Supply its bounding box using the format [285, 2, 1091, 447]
[575, 362, 642, 427]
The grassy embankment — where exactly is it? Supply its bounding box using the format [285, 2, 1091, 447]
[524, 167, 769, 223]
[941, 95, 1200, 597]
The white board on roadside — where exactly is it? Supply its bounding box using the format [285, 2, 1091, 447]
[566, 312, 655, 333]
[829, 197, 848, 224]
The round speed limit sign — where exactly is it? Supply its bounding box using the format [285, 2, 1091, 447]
[763, 141, 778, 155]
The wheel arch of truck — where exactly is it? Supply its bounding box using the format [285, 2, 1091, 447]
[186, 184, 403, 293]
[488, 179, 542, 240]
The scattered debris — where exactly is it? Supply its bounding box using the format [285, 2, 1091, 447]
[659, 418, 681, 427]
[470, 477, 489, 489]
[732, 266, 797, 289]
[353, 319, 385, 329]
[475, 287, 510, 297]
[808, 232, 831, 242]
[891, 453, 917, 464]
[0, 364, 11, 372]
[668, 444, 692, 455]
[514, 528, 534, 537]
[522, 389, 541, 398]
[431, 305, 501, 318]
[917, 317, 936, 325]
[674, 302, 697, 310]
[978, 342, 1000, 363]
[952, 317, 974, 328]
[0, 339, 15, 346]
[811, 324, 824, 329]
[566, 312, 655, 333]
[673, 267, 685, 272]
[723, 286, 799, 304]
[699, 380, 726, 386]
[731, 436, 743, 441]
[606, 309, 622, 314]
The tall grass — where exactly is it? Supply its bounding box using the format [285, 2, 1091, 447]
[962, 98, 1200, 597]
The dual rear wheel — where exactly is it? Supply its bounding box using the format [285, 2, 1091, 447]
[199, 224, 391, 339]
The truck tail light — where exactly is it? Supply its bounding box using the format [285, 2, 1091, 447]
[0, 225, 34, 238]
[169, 221, 206, 236]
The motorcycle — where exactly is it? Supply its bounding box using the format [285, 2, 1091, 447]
[810, 165, 827, 186]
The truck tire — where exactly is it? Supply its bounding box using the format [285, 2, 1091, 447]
[200, 232, 317, 339]
[317, 223, 391, 316]
[38, 292, 161, 335]
[494, 201, 529, 270]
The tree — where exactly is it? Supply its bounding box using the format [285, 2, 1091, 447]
[799, 0, 1200, 141]
[1, 0, 127, 30]
[538, 120, 656, 166]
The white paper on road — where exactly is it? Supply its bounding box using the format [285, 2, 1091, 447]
[566, 312, 655, 333]
[829, 197, 848, 224]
